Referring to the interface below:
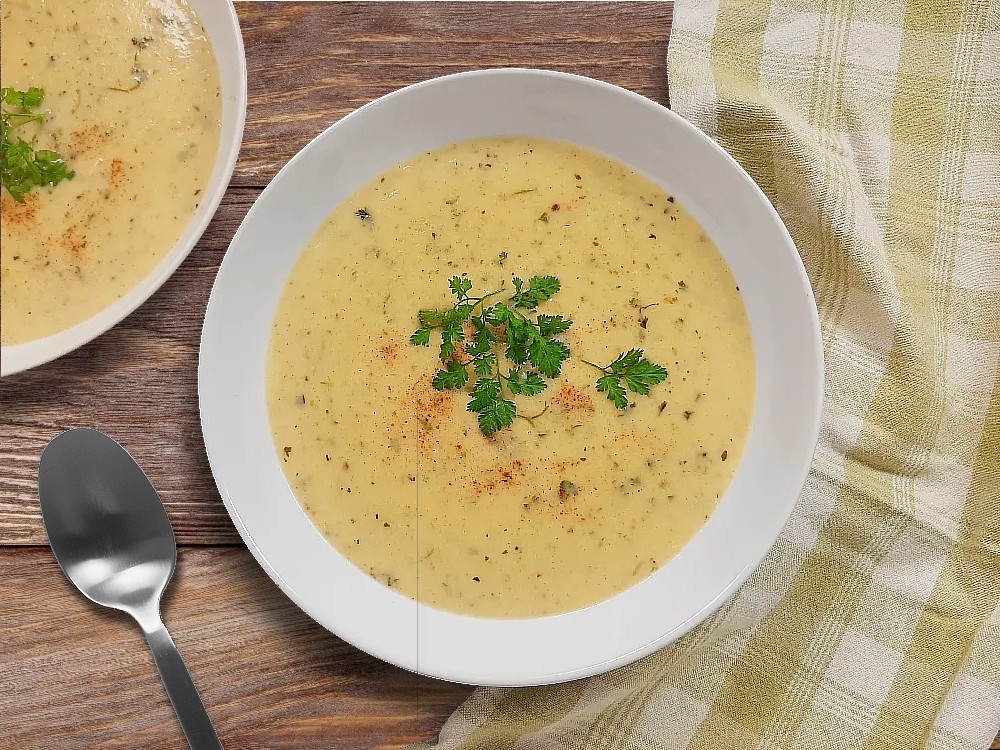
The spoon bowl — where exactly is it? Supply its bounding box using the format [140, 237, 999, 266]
[39, 429, 176, 613]
[38, 428, 222, 750]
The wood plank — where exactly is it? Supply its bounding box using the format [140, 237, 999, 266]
[3, 538, 998, 748]
[0, 546, 474, 748]
[233, 2, 673, 186]
[0, 1, 673, 545]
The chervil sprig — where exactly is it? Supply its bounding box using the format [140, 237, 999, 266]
[509, 274, 560, 309]
[584, 349, 669, 410]
[411, 275, 572, 435]
[1, 87, 75, 203]
[412, 275, 668, 435]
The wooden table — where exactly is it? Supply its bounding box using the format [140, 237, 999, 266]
[6, 4, 997, 749]
[0, 3, 673, 747]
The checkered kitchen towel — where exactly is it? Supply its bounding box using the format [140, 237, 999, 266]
[415, 0, 1000, 748]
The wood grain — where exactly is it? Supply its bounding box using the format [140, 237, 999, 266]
[0, 546, 474, 749]
[0, 1, 673, 546]
[233, 2, 673, 186]
[0, 4, 672, 747]
[8, 4, 991, 749]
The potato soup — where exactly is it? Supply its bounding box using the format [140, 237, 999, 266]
[1, 0, 221, 344]
[267, 137, 754, 618]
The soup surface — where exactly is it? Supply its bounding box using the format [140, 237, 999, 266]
[268, 137, 754, 618]
[1, 0, 221, 344]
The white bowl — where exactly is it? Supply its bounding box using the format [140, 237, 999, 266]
[199, 69, 822, 686]
[1, 0, 247, 376]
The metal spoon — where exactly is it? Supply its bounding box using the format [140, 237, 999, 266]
[38, 428, 223, 750]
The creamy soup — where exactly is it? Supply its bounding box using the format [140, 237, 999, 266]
[268, 137, 754, 618]
[0, 0, 221, 344]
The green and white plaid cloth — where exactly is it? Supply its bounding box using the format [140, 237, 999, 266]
[417, 0, 1000, 747]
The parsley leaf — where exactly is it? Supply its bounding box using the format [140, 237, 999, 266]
[506, 370, 524, 395]
[474, 352, 497, 376]
[411, 275, 667, 435]
[410, 327, 431, 346]
[528, 338, 570, 378]
[467, 376, 502, 412]
[418, 309, 445, 328]
[622, 357, 668, 395]
[432, 359, 470, 390]
[3, 87, 44, 110]
[607, 348, 642, 373]
[585, 349, 669, 409]
[596, 374, 628, 409]
[438, 305, 472, 361]
[1, 87, 74, 202]
[468, 378, 517, 435]
[412, 277, 567, 435]
[503, 311, 535, 365]
[449, 275, 474, 300]
[506, 369, 548, 397]
[536, 314, 572, 337]
[510, 275, 560, 309]
[520, 372, 547, 396]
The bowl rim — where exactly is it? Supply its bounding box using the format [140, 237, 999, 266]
[0, 0, 248, 377]
[199, 67, 824, 686]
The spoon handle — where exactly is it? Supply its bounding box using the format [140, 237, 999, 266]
[141, 616, 224, 750]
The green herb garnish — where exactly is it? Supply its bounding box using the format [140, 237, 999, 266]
[584, 349, 669, 410]
[1, 87, 74, 203]
[411, 275, 571, 435]
[412, 274, 668, 435]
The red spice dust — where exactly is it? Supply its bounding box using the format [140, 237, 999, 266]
[554, 384, 594, 412]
